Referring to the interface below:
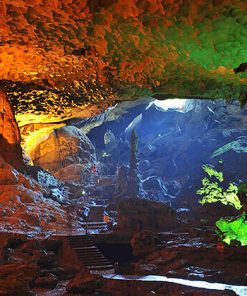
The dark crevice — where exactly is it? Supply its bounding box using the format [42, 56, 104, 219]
[234, 62, 247, 74]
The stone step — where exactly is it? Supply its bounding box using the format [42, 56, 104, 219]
[76, 255, 107, 261]
[68, 235, 114, 273]
[70, 243, 94, 247]
[73, 246, 98, 250]
[75, 249, 102, 254]
[80, 222, 108, 226]
[68, 238, 93, 244]
[76, 253, 105, 259]
[78, 259, 111, 265]
[84, 226, 107, 230]
[87, 265, 114, 271]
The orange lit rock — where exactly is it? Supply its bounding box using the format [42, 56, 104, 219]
[0, 263, 38, 296]
[0, 89, 24, 170]
[0, 154, 67, 233]
[31, 126, 96, 182]
[0, 1, 245, 100]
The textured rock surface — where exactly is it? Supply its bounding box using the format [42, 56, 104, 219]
[0, 234, 82, 295]
[66, 272, 103, 294]
[131, 231, 161, 257]
[31, 125, 96, 182]
[85, 99, 247, 209]
[0, 89, 23, 169]
[0, 263, 38, 296]
[0, 154, 67, 233]
[131, 231, 247, 285]
[0, 1, 246, 101]
[118, 198, 178, 232]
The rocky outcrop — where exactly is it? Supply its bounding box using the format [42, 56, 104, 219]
[0, 263, 38, 296]
[131, 230, 247, 286]
[117, 198, 179, 232]
[0, 154, 67, 233]
[31, 126, 96, 182]
[131, 231, 161, 257]
[143, 176, 174, 203]
[0, 234, 84, 295]
[66, 272, 103, 294]
[0, 89, 23, 170]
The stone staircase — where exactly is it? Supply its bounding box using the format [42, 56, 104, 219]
[80, 221, 108, 232]
[68, 235, 115, 274]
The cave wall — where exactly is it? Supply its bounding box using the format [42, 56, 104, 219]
[83, 98, 247, 206]
[0, 0, 246, 100]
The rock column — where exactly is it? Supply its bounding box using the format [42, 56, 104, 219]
[0, 89, 24, 170]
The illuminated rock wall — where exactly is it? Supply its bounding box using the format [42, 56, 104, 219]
[0, 0, 246, 100]
[31, 126, 96, 182]
[0, 89, 24, 169]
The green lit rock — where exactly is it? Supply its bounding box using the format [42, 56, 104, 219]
[0, 1, 247, 100]
[201, 164, 224, 182]
[216, 212, 247, 246]
[212, 138, 247, 158]
[197, 164, 242, 210]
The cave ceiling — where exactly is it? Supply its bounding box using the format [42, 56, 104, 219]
[0, 0, 247, 124]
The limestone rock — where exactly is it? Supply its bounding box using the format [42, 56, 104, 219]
[131, 231, 161, 257]
[0, 263, 38, 296]
[66, 271, 103, 294]
[117, 198, 179, 232]
[0, 1, 246, 100]
[87, 99, 247, 209]
[195, 202, 239, 226]
[0, 154, 67, 233]
[31, 126, 96, 182]
[34, 274, 58, 289]
[142, 176, 173, 203]
[0, 89, 24, 170]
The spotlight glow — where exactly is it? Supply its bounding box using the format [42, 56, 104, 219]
[153, 99, 188, 111]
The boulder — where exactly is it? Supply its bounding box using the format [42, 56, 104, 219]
[195, 202, 239, 226]
[34, 274, 58, 289]
[31, 126, 96, 182]
[0, 263, 38, 296]
[66, 271, 103, 294]
[117, 198, 179, 232]
[0, 89, 24, 170]
[131, 231, 161, 257]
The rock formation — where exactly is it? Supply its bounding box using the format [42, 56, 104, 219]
[31, 126, 96, 182]
[0, 1, 246, 101]
[0, 89, 23, 170]
[85, 99, 247, 209]
[117, 198, 178, 232]
[0, 154, 68, 233]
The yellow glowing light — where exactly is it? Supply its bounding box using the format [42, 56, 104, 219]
[22, 123, 65, 160]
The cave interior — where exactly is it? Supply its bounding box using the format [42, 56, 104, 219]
[0, 0, 247, 295]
